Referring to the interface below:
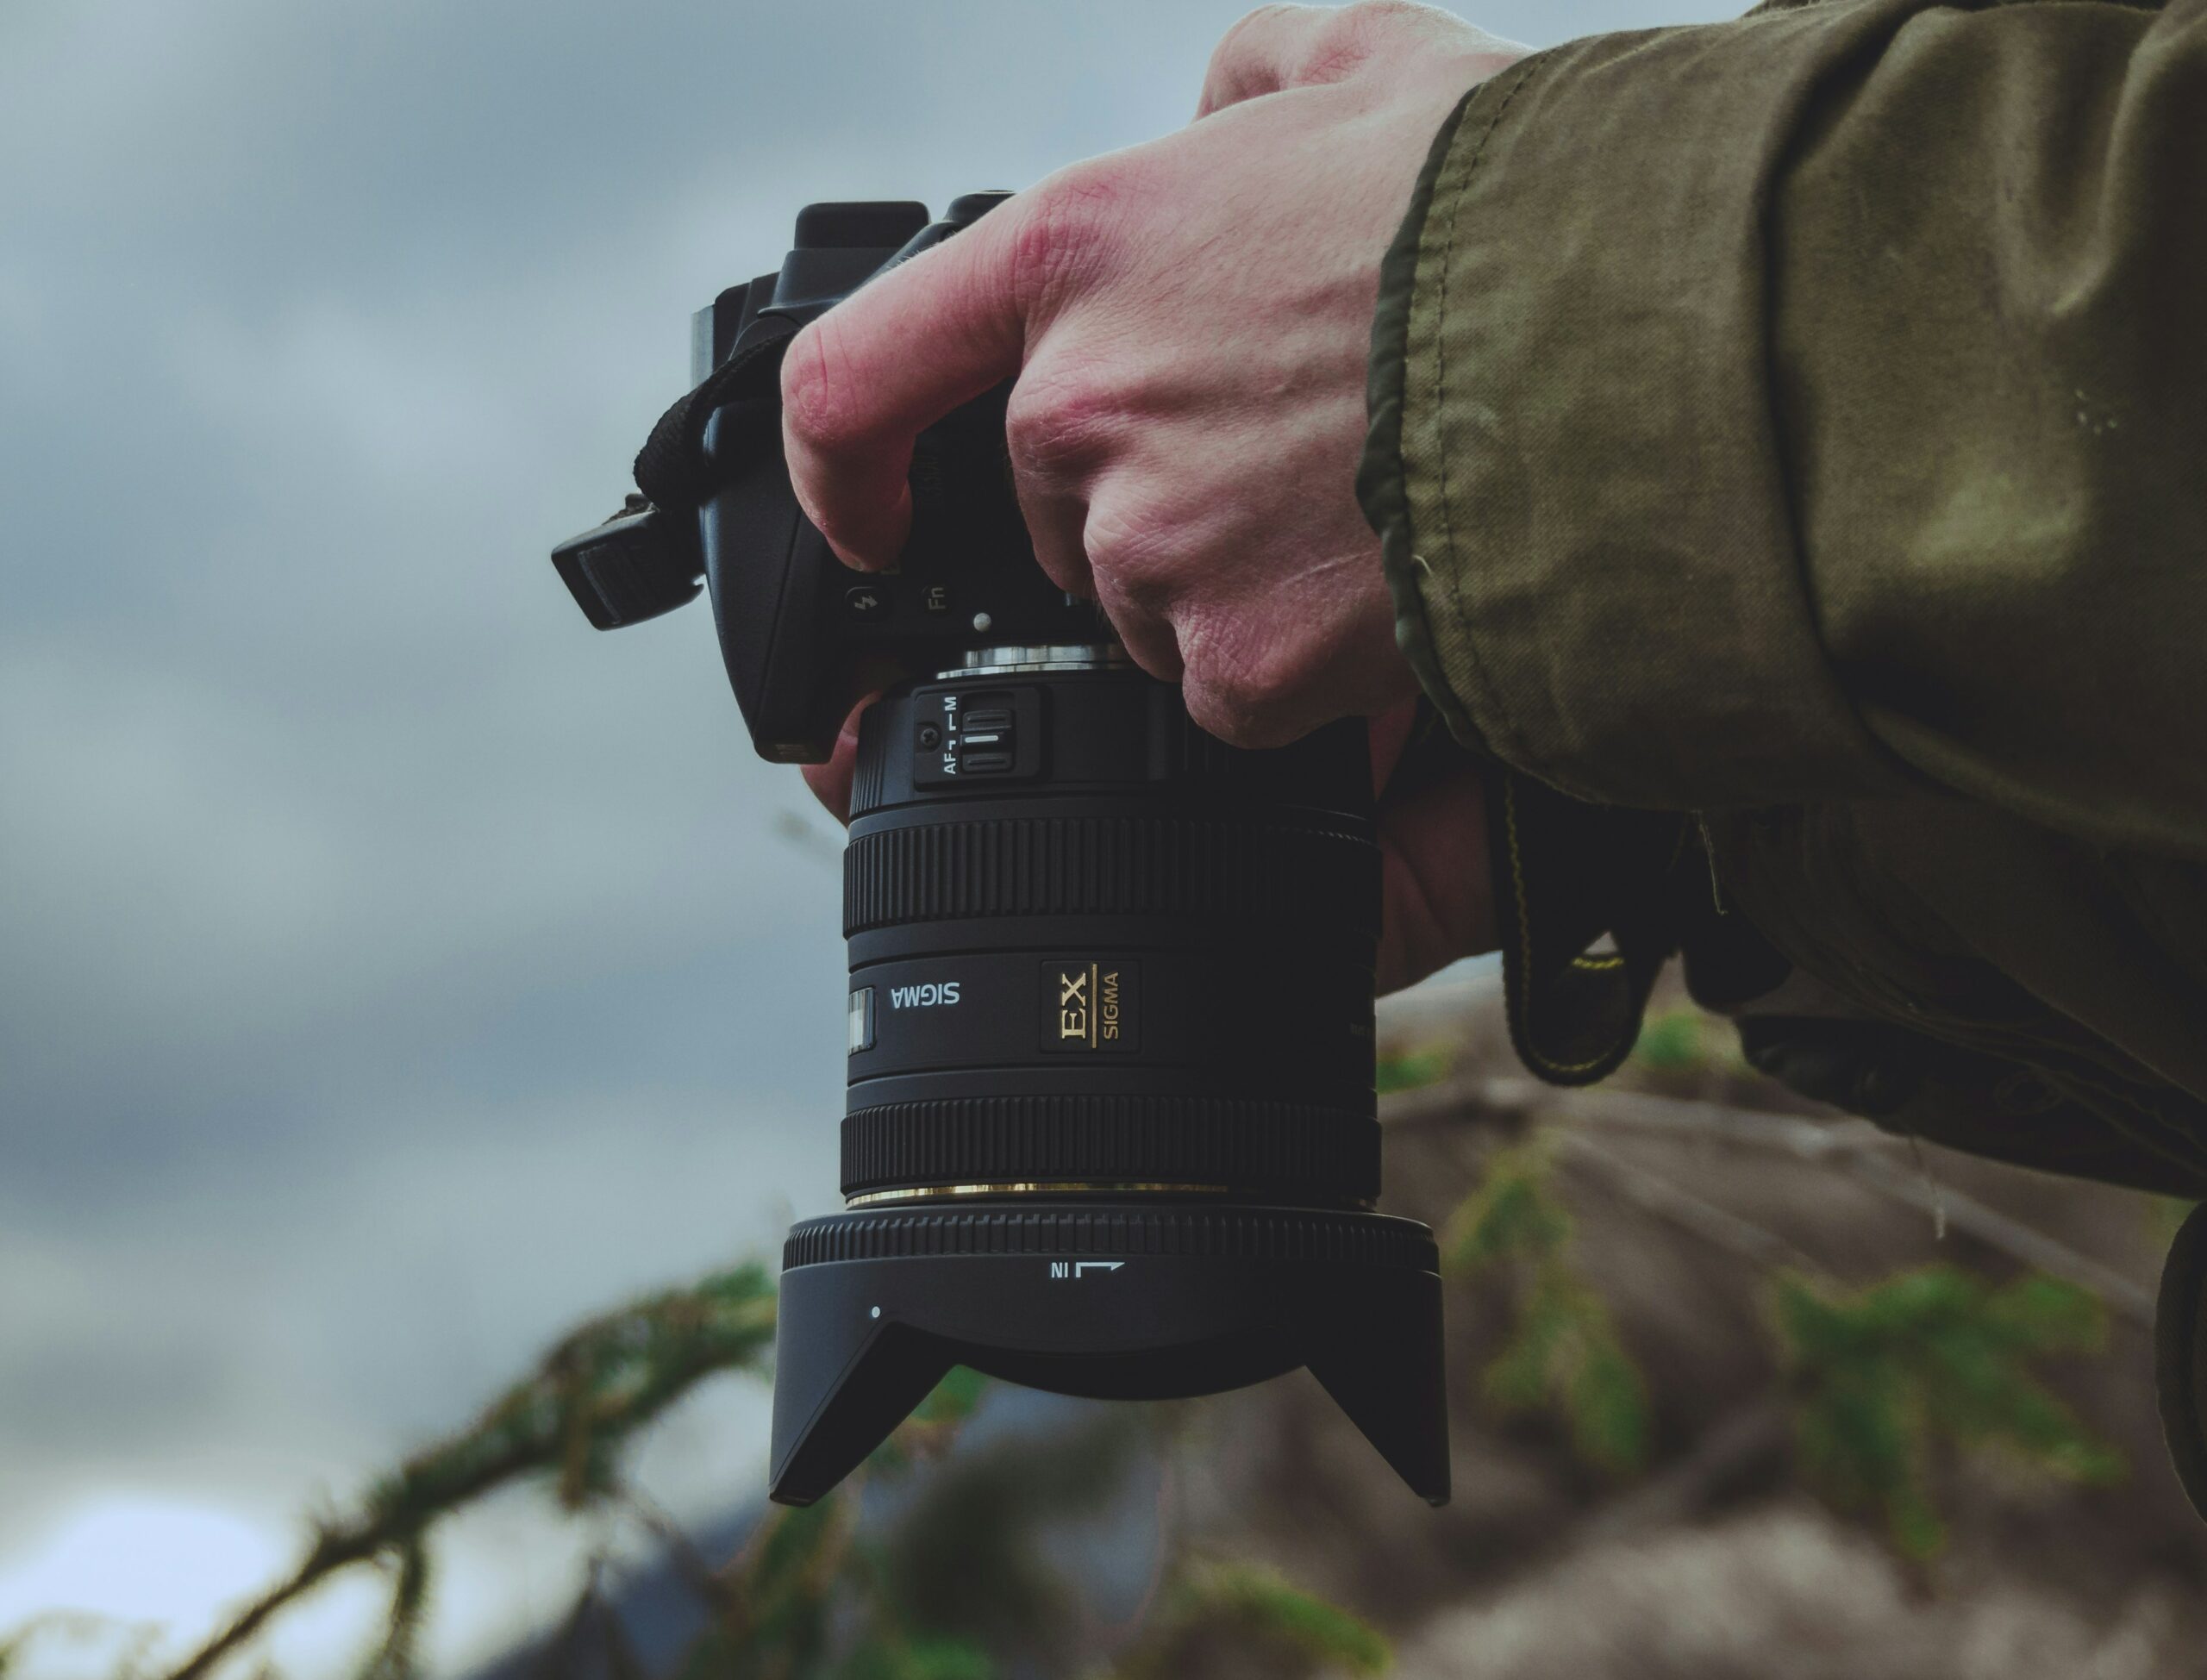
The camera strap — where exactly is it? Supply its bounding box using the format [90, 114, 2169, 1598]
[631, 315, 798, 515]
[551, 320, 802, 633]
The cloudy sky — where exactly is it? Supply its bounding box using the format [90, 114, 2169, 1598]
[0, 0, 1736, 1669]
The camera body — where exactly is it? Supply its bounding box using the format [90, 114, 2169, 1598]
[553, 197, 1448, 1508]
[555, 195, 1094, 762]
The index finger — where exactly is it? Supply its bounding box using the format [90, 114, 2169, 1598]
[779, 197, 1034, 570]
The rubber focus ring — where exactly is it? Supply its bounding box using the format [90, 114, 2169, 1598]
[841, 1095, 1380, 1201]
[843, 815, 1379, 939]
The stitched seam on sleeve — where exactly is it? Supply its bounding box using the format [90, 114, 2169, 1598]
[1429, 58, 1544, 778]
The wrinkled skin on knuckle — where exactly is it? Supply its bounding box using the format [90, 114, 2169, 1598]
[1005, 360, 1122, 484]
[780, 316, 861, 462]
[1203, 3, 1307, 97]
[1180, 615, 1324, 750]
[1077, 501, 1190, 675]
[1009, 159, 1150, 322]
[1080, 499, 1180, 608]
[1291, 3, 1392, 84]
[1308, 1, 1471, 84]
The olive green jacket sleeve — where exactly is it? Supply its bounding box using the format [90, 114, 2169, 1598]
[1360, 0, 2207, 1163]
[1367, 0, 2205, 840]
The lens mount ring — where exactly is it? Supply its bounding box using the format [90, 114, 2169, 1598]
[944, 641, 1130, 678]
[843, 1180, 1238, 1207]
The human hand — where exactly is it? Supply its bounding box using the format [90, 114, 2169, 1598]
[792, 2, 1518, 989]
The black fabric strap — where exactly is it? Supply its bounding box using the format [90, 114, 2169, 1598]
[1485, 768, 1688, 1088]
[632, 317, 797, 513]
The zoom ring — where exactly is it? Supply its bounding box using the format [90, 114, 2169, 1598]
[841, 1096, 1379, 1200]
[844, 815, 1378, 937]
[785, 1204, 1436, 1271]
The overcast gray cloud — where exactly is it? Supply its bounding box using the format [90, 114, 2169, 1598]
[0, 0, 1738, 1661]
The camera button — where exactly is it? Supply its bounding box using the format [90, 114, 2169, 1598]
[843, 584, 890, 618]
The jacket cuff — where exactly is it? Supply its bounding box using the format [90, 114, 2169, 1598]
[1360, 11, 1911, 811]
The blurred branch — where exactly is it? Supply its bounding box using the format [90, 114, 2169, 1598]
[771, 808, 843, 870]
[0, 1614, 163, 1680]
[616, 1489, 726, 1613]
[1550, 1085, 2158, 1325]
[1573, 1399, 1794, 1549]
[1554, 1131, 1826, 1277]
[159, 1265, 777, 1680]
[1389, 1076, 2156, 1324]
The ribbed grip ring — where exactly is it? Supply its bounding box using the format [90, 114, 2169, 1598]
[785, 1204, 1436, 1271]
[844, 815, 1378, 937]
[841, 1096, 1379, 1200]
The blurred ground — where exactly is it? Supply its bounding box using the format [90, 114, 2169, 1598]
[1149, 973, 2207, 1679]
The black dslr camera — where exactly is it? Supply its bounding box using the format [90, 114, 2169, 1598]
[552, 196, 1448, 1506]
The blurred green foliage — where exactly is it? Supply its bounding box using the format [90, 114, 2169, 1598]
[1774, 1266, 2125, 1560]
[1110, 1561, 1391, 1679]
[1375, 1043, 1453, 1095]
[1444, 1142, 1651, 1476]
[1631, 1009, 1710, 1071]
[1630, 1007, 1749, 1077]
[1441, 1131, 2132, 1564]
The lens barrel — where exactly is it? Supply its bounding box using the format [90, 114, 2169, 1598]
[769, 657, 1448, 1505]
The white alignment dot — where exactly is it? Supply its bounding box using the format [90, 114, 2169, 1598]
[870, 1306, 881, 1318]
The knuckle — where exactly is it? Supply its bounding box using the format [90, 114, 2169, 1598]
[1009, 160, 1142, 315]
[778, 320, 858, 453]
[1079, 500, 1175, 599]
[1204, 3, 1309, 85]
[1183, 621, 1318, 749]
[1005, 364, 1122, 479]
[1298, 0, 1435, 84]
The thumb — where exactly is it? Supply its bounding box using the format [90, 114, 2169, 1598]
[1376, 762, 1492, 995]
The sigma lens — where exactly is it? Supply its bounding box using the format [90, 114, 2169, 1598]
[769, 644, 1449, 1505]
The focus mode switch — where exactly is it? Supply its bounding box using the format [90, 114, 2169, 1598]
[957, 705, 1015, 774]
[910, 686, 1044, 786]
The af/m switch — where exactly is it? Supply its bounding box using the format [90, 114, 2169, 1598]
[956, 705, 1015, 773]
[910, 688, 1045, 786]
